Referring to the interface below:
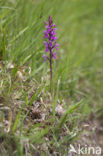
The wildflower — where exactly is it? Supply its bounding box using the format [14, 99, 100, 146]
[43, 16, 59, 62]
[43, 16, 59, 83]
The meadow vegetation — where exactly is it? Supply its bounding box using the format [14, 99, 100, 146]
[0, 0, 103, 155]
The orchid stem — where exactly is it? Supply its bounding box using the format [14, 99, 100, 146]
[50, 48, 53, 95]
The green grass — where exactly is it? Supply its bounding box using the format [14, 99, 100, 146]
[0, 0, 103, 155]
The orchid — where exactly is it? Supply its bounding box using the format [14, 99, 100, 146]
[43, 16, 59, 83]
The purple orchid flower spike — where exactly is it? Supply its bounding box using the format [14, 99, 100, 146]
[43, 16, 59, 83]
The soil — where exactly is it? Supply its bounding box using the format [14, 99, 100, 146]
[68, 113, 103, 156]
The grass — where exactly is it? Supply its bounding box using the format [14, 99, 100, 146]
[0, 0, 103, 155]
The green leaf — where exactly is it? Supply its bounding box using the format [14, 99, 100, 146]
[10, 26, 29, 43]
[12, 108, 22, 132]
[55, 100, 84, 131]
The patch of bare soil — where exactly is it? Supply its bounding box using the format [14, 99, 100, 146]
[69, 113, 103, 156]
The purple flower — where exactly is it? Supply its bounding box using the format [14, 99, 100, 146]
[43, 41, 49, 52]
[42, 54, 48, 62]
[43, 16, 59, 62]
[53, 52, 56, 59]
